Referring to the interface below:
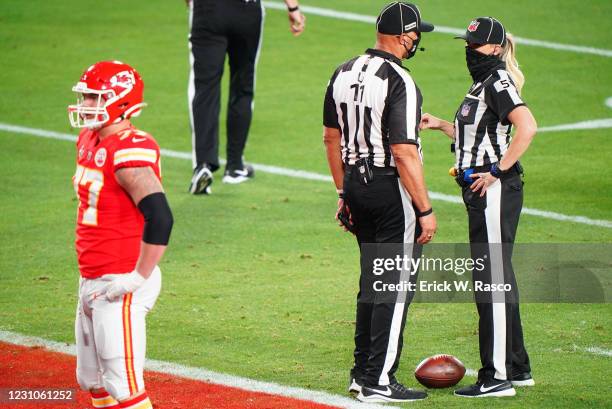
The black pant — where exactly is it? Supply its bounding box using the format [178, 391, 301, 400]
[344, 169, 422, 386]
[189, 0, 263, 172]
[460, 172, 531, 381]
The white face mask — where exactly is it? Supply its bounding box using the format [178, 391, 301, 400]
[68, 83, 114, 129]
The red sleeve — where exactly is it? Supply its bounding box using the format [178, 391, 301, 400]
[111, 129, 161, 175]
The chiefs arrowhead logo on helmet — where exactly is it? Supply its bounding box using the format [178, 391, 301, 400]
[110, 71, 136, 90]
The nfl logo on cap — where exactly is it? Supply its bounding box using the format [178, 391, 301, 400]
[467, 20, 480, 32]
[456, 17, 507, 46]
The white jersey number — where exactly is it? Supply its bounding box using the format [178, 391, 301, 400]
[73, 165, 104, 226]
[493, 79, 511, 92]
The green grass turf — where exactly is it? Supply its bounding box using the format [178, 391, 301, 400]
[0, 1, 611, 408]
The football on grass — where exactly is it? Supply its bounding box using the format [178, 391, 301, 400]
[414, 354, 466, 388]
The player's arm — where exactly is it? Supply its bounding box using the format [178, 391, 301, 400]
[322, 70, 353, 231]
[323, 126, 344, 192]
[391, 144, 436, 244]
[323, 70, 343, 193]
[100, 166, 173, 301]
[324, 126, 353, 231]
[419, 113, 455, 140]
[116, 166, 173, 279]
[284, 0, 305, 36]
[497, 106, 537, 171]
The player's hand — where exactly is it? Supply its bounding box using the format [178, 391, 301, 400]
[98, 271, 146, 302]
[288, 9, 306, 36]
[419, 113, 442, 131]
[335, 198, 345, 220]
[470, 172, 498, 197]
[184, 0, 191, 6]
[336, 198, 355, 234]
[416, 213, 436, 244]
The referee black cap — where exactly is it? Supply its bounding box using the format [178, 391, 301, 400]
[376, 2, 434, 35]
[455, 17, 506, 46]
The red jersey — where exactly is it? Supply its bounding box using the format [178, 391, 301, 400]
[73, 126, 161, 279]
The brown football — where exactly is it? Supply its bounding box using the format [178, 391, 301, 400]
[414, 354, 466, 388]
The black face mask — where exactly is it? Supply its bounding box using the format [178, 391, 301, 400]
[403, 34, 421, 60]
[465, 46, 505, 82]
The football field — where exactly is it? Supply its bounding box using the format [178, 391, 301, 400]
[0, 1, 611, 408]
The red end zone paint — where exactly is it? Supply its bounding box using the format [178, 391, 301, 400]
[0, 342, 339, 409]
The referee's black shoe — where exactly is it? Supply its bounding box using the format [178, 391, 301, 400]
[222, 164, 254, 184]
[357, 382, 427, 403]
[454, 378, 516, 398]
[189, 164, 213, 195]
[511, 371, 535, 387]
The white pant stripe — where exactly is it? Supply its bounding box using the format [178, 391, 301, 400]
[377, 181, 416, 385]
[187, 1, 197, 169]
[485, 180, 507, 380]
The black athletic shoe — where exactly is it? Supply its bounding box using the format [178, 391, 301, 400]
[222, 164, 254, 184]
[454, 378, 516, 398]
[357, 382, 427, 403]
[348, 376, 363, 396]
[189, 164, 213, 195]
[511, 371, 535, 387]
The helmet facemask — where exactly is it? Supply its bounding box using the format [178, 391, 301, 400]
[68, 83, 114, 129]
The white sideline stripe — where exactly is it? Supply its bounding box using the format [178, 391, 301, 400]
[538, 118, 612, 133]
[262, 1, 612, 58]
[0, 330, 395, 409]
[574, 345, 612, 357]
[1, 122, 611, 229]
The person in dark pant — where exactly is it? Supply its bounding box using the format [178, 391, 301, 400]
[420, 17, 537, 398]
[323, 2, 436, 403]
[186, 0, 305, 194]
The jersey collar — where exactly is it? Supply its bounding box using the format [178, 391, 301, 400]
[365, 48, 403, 67]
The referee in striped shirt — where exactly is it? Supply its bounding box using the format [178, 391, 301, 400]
[421, 17, 537, 398]
[323, 2, 435, 403]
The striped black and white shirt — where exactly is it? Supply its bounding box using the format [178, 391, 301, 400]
[454, 69, 525, 170]
[323, 49, 423, 167]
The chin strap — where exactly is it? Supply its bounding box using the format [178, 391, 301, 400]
[123, 102, 147, 119]
[112, 102, 148, 124]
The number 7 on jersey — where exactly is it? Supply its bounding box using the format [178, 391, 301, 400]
[73, 165, 104, 226]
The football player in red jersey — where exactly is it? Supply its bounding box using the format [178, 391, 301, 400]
[68, 61, 173, 409]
